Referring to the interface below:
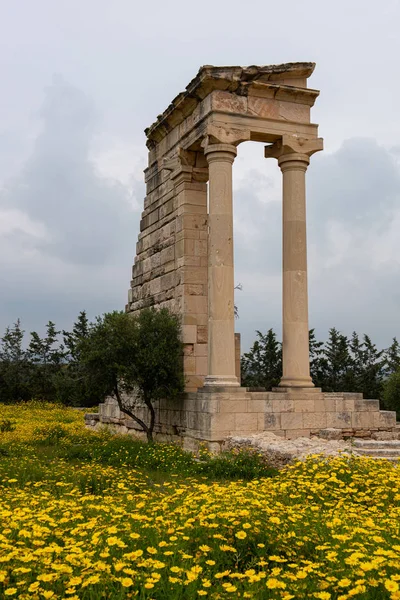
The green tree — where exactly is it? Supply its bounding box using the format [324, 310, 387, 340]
[323, 328, 351, 392]
[63, 311, 90, 362]
[358, 334, 385, 399]
[77, 310, 137, 409]
[27, 321, 64, 400]
[54, 311, 99, 407]
[309, 329, 326, 388]
[344, 331, 365, 392]
[0, 320, 30, 402]
[383, 370, 400, 419]
[130, 308, 184, 439]
[384, 337, 400, 376]
[241, 329, 282, 390]
[78, 308, 183, 441]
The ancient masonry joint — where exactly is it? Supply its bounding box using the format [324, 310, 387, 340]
[89, 63, 397, 450]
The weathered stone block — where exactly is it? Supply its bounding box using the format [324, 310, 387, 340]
[195, 357, 207, 376]
[160, 246, 174, 264]
[197, 326, 208, 343]
[180, 267, 208, 285]
[194, 240, 207, 256]
[294, 399, 315, 412]
[149, 277, 161, 295]
[234, 413, 258, 432]
[285, 429, 311, 439]
[264, 413, 281, 431]
[183, 344, 194, 356]
[354, 399, 380, 412]
[303, 412, 327, 429]
[335, 397, 355, 412]
[184, 377, 203, 392]
[248, 398, 273, 413]
[326, 412, 352, 428]
[195, 343, 207, 357]
[176, 189, 207, 207]
[185, 284, 204, 296]
[183, 295, 207, 314]
[175, 229, 200, 242]
[183, 314, 208, 326]
[272, 399, 294, 413]
[373, 411, 397, 428]
[352, 411, 374, 429]
[183, 356, 196, 375]
[314, 398, 335, 412]
[182, 325, 197, 344]
[219, 399, 248, 413]
[194, 396, 220, 414]
[281, 412, 304, 430]
[211, 413, 236, 434]
[319, 428, 343, 440]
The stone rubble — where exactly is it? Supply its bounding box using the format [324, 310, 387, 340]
[225, 432, 361, 470]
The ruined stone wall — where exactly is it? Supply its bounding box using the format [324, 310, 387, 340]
[87, 391, 398, 453]
[126, 151, 210, 391]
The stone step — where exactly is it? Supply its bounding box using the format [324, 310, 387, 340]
[353, 439, 400, 448]
[355, 447, 400, 457]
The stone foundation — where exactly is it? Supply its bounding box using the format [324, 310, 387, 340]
[85, 389, 397, 452]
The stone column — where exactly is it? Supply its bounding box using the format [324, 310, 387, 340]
[203, 142, 239, 386]
[265, 136, 323, 389]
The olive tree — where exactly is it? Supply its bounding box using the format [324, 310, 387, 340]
[79, 308, 184, 441]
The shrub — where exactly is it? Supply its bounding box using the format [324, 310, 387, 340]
[34, 424, 69, 445]
[0, 418, 16, 432]
[196, 447, 278, 480]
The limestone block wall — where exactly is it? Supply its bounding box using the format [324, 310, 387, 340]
[127, 158, 210, 391]
[89, 391, 397, 452]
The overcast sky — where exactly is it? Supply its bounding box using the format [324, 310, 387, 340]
[1, 0, 400, 351]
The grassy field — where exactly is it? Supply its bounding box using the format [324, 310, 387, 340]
[0, 403, 399, 599]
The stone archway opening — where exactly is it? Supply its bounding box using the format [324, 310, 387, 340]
[232, 140, 283, 357]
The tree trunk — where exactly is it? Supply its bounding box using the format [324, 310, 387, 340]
[144, 395, 155, 443]
[113, 381, 150, 438]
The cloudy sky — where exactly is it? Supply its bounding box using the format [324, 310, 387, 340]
[1, 0, 400, 351]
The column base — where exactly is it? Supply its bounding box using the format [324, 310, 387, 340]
[203, 375, 240, 387]
[277, 377, 315, 390]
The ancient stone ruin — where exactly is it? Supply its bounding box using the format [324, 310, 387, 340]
[89, 63, 397, 450]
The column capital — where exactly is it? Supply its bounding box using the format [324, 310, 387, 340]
[264, 135, 323, 163]
[202, 137, 237, 164]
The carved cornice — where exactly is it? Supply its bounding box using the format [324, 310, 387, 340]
[146, 63, 319, 147]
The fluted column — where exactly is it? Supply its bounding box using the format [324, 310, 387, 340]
[265, 136, 323, 389]
[203, 142, 239, 386]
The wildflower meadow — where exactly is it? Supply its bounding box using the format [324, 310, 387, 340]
[0, 403, 399, 599]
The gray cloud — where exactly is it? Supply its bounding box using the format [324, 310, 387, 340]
[0, 77, 144, 337]
[308, 138, 400, 229]
[0, 76, 140, 266]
